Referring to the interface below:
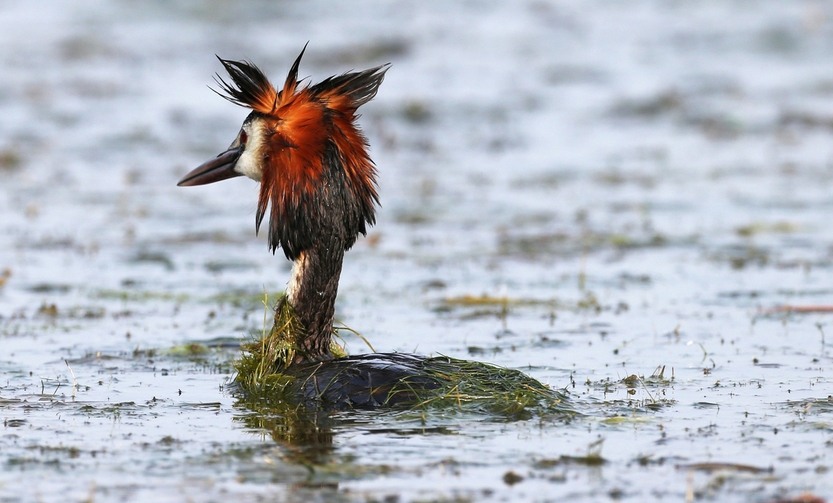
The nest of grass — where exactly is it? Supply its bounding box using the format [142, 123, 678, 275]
[233, 294, 574, 418]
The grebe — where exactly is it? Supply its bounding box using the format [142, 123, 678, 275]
[178, 46, 568, 411]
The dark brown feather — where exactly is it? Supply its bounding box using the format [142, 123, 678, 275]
[213, 58, 277, 114]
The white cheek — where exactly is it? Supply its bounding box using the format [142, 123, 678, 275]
[233, 132, 264, 182]
[234, 147, 262, 182]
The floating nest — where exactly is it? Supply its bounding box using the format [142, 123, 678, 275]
[234, 296, 574, 418]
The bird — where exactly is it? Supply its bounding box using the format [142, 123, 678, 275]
[179, 44, 385, 365]
[178, 46, 567, 412]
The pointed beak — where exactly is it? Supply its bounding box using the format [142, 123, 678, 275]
[177, 147, 244, 187]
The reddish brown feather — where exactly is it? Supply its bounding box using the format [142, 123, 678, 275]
[215, 46, 388, 257]
[325, 93, 380, 217]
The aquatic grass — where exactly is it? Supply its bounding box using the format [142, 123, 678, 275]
[332, 322, 377, 353]
[395, 356, 572, 418]
[233, 293, 574, 418]
[92, 288, 190, 303]
[236, 294, 302, 396]
[496, 229, 681, 258]
[735, 221, 799, 237]
[437, 292, 601, 322]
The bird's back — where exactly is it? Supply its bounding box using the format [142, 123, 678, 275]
[285, 353, 444, 408]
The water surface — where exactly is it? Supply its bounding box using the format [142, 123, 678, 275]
[1, 1, 832, 501]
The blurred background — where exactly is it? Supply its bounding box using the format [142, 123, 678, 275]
[2, 1, 833, 501]
[3, 1, 833, 340]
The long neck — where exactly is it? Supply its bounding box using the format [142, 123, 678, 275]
[272, 140, 372, 364]
[283, 236, 345, 363]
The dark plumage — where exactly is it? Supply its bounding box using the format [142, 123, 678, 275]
[213, 58, 277, 112]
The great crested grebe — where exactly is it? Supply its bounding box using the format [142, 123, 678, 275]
[179, 46, 566, 410]
[180, 45, 385, 363]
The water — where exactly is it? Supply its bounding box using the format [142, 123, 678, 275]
[1, 1, 832, 501]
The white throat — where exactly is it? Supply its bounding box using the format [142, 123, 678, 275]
[286, 252, 308, 304]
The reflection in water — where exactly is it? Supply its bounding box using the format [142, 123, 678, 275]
[235, 398, 337, 467]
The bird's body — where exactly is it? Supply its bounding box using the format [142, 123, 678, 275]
[179, 47, 570, 413]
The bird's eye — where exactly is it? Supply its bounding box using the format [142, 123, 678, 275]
[239, 129, 248, 145]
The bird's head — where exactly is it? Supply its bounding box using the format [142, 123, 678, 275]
[178, 45, 388, 260]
